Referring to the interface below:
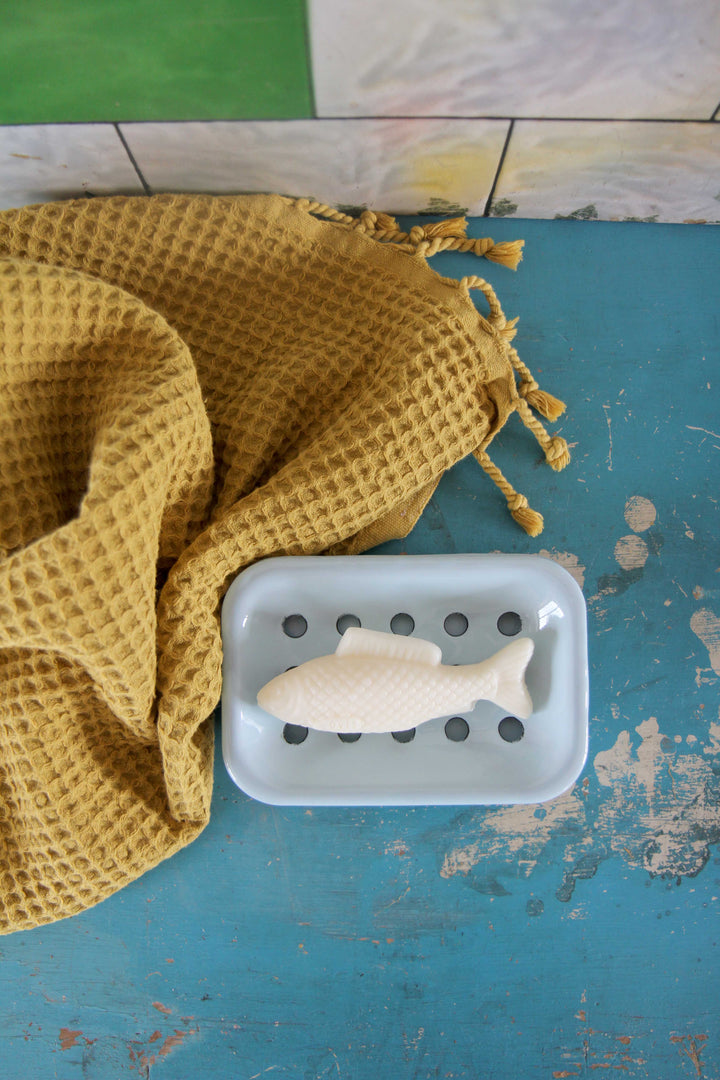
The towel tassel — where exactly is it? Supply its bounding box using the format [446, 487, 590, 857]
[507, 344, 566, 422]
[462, 275, 570, 473]
[473, 449, 544, 537]
[292, 199, 523, 269]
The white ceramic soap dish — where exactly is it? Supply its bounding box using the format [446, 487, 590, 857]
[220, 554, 588, 806]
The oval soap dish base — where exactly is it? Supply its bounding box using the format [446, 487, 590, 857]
[220, 554, 589, 806]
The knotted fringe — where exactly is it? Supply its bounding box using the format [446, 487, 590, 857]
[462, 276, 571, 536]
[473, 450, 544, 538]
[515, 399, 571, 471]
[507, 345, 566, 421]
[293, 199, 524, 270]
[293, 197, 567, 536]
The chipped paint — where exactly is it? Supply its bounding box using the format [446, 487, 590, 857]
[671, 1034, 708, 1077]
[593, 717, 720, 879]
[614, 535, 649, 570]
[538, 549, 586, 588]
[552, 1008, 650, 1078]
[439, 786, 586, 880]
[690, 608, 720, 674]
[385, 839, 410, 856]
[59, 1028, 83, 1050]
[624, 496, 656, 533]
[156, 1030, 190, 1059]
[135, 1028, 197, 1070]
[440, 715, 719, 894]
[704, 721, 720, 755]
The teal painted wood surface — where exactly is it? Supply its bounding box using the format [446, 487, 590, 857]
[1, 218, 718, 1078]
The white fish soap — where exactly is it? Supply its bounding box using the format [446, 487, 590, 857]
[257, 627, 534, 733]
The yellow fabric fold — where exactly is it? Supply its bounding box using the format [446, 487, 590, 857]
[0, 194, 566, 932]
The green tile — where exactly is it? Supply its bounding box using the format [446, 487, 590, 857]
[2, 0, 313, 123]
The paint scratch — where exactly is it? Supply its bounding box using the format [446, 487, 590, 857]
[602, 405, 613, 470]
[687, 424, 720, 441]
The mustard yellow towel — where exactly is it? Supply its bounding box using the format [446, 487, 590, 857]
[0, 194, 569, 932]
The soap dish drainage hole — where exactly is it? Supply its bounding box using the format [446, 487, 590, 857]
[497, 611, 522, 636]
[337, 613, 361, 634]
[283, 614, 307, 638]
[390, 613, 415, 635]
[498, 716, 524, 743]
[444, 612, 468, 637]
[392, 728, 416, 743]
[444, 716, 469, 741]
[338, 732, 362, 743]
[283, 724, 308, 744]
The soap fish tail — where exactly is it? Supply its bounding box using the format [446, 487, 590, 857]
[468, 638, 534, 719]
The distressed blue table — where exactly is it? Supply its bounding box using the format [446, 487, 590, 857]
[1, 218, 718, 1079]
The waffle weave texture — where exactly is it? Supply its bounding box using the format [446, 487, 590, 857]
[0, 194, 562, 932]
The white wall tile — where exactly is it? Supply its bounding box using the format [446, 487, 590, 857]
[120, 119, 510, 215]
[310, 0, 720, 121]
[0, 125, 144, 211]
[490, 121, 720, 223]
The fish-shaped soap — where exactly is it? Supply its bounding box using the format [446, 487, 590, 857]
[257, 627, 534, 733]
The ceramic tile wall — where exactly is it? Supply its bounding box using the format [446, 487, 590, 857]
[1, 0, 719, 222]
[492, 121, 720, 224]
[310, 0, 720, 121]
[0, 126, 145, 209]
[116, 120, 509, 216]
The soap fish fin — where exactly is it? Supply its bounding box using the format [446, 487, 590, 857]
[472, 637, 534, 719]
[335, 627, 442, 666]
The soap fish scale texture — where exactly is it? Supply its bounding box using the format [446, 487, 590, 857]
[0, 193, 567, 931]
[292, 659, 487, 730]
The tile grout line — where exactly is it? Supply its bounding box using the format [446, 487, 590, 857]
[302, 0, 318, 118]
[308, 114, 720, 125]
[113, 123, 152, 195]
[1, 115, 720, 127]
[482, 120, 514, 217]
